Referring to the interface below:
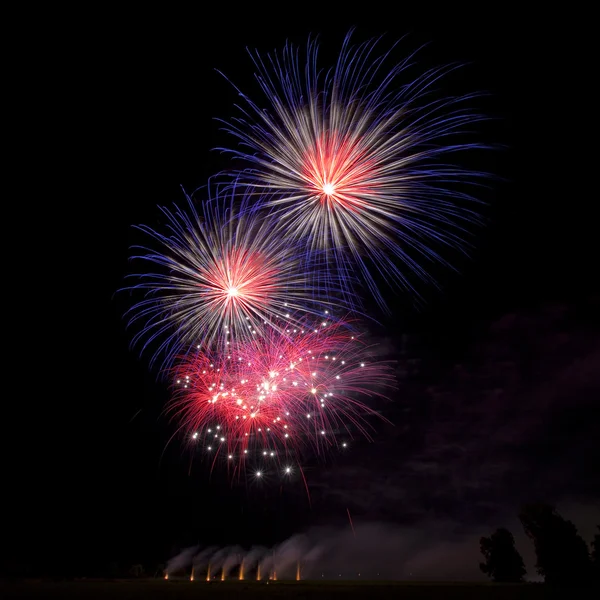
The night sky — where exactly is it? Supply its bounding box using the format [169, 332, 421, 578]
[11, 8, 598, 581]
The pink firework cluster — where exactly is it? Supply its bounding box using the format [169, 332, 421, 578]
[170, 315, 395, 477]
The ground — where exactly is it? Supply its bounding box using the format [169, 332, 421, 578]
[0, 579, 574, 599]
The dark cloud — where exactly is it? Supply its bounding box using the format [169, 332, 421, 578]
[300, 299, 600, 577]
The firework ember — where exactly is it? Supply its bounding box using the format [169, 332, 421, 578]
[169, 315, 395, 476]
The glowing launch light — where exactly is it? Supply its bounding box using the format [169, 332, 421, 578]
[342, 442, 347, 447]
[285, 466, 292, 474]
[164, 573, 169, 580]
[192, 432, 198, 439]
[227, 287, 239, 298]
[255, 471, 262, 477]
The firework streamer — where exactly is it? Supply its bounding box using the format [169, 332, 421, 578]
[217, 31, 490, 309]
[124, 184, 351, 372]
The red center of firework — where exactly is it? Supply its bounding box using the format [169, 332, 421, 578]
[201, 248, 279, 326]
[304, 133, 376, 213]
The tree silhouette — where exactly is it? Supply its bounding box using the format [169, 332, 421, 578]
[592, 526, 600, 584]
[479, 527, 526, 582]
[519, 503, 592, 586]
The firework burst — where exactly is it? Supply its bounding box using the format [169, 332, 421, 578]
[124, 186, 344, 370]
[169, 314, 395, 478]
[217, 32, 490, 308]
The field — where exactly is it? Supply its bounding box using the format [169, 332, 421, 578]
[0, 579, 573, 599]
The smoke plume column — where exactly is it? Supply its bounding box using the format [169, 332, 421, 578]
[221, 545, 244, 579]
[190, 546, 218, 581]
[165, 545, 198, 577]
[241, 546, 266, 581]
[273, 534, 309, 578]
[205, 546, 230, 580]
[166, 522, 499, 581]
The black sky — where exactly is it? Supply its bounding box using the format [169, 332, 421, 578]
[11, 8, 598, 579]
